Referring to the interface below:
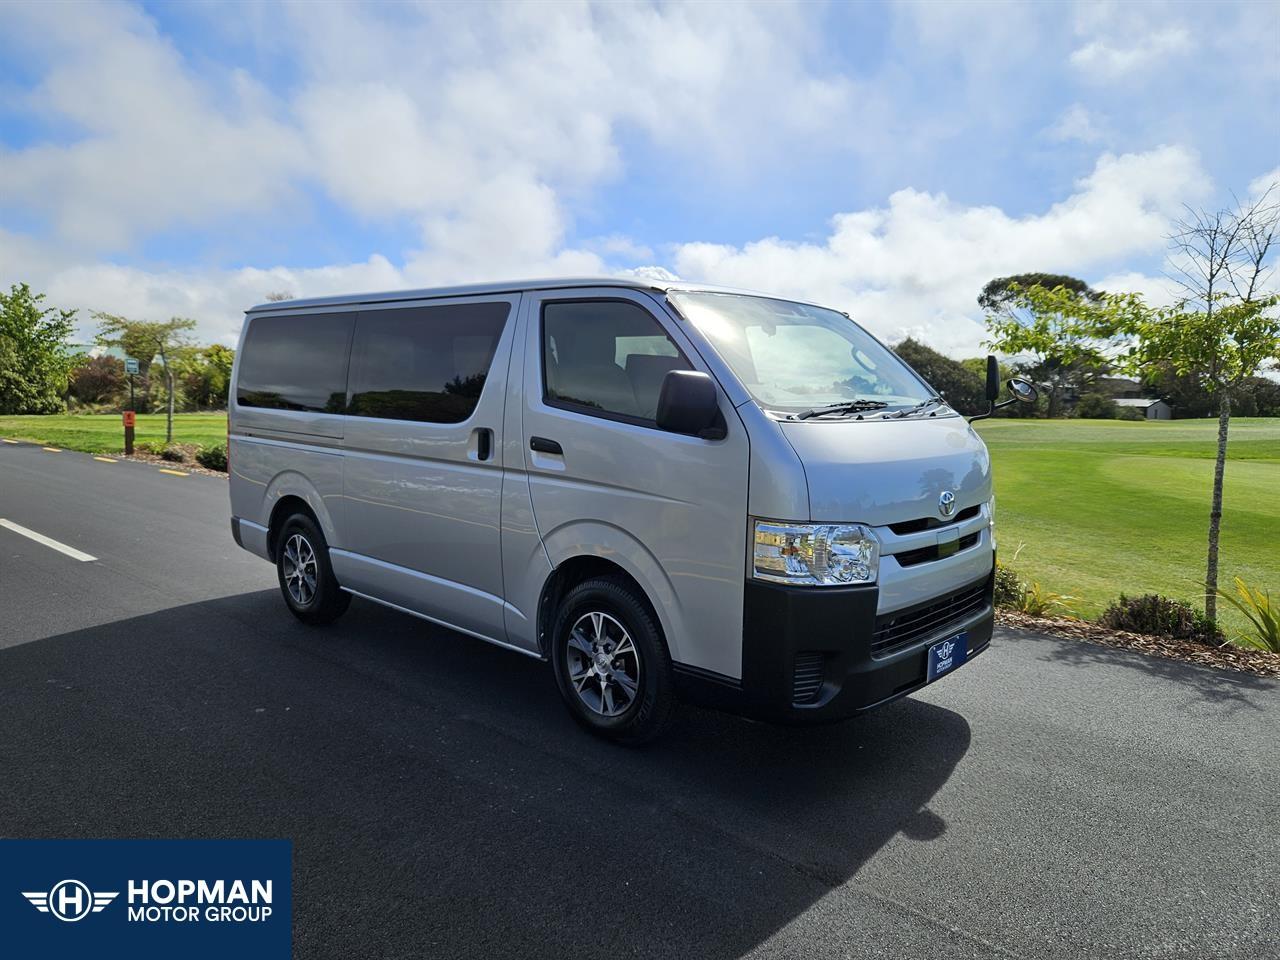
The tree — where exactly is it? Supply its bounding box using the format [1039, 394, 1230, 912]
[69, 355, 127, 406]
[94, 315, 197, 443]
[892, 338, 987, 415]
[1114, 187, 1280, 623]
[0, 283, 78, 414]
[1073, 393, 1117, 419]
[176, 344, 235, 410]
[982, 282, 1139, 418]
[978, 273, 1101, 313]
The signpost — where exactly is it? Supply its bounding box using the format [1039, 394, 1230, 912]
[124, 358, 139, 455]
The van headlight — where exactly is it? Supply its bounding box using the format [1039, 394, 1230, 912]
[752, 521, 879, 586]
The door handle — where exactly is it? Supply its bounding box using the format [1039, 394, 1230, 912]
[529, 436, 563, 455]
[472, 427, 492, 461]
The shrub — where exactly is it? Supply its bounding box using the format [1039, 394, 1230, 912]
[134, 440, 160, 455]
[1099, 594, 1222, 645]
[1215, 578, 1279, 653]
[159, 444, 187, 463]
[195, 443, 228, 472]
[993, 563, 1022, 608]
[1015, 581, 1076, 617]
[1074, 393, 1116, 419]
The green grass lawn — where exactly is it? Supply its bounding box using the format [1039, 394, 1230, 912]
[975, 417, 1279, 637]
[0, 412, 226, 453]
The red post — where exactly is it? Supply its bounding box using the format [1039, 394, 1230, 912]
[123, 410, 136, 455]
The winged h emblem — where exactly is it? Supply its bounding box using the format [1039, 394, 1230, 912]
[22, 880, 118, 922]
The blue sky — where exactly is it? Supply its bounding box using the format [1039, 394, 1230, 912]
[1, 0, 1277, 353]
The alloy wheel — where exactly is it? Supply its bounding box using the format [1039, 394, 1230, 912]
[282, 533, 318, 606]
[565, 610, 641, 717]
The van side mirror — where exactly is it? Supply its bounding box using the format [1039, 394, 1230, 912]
[985, 355, 1000, 403]
[968, 372, 1039, 422]
[656, 370, 722, 438]
[1007, 377, 1037, 403]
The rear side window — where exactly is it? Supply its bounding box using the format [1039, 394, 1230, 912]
[236, 312, 354, 413]
[543, 300, 690, 422]
[348, 301, 510, 423]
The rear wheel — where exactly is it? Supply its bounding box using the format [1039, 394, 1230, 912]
[551, 577, 676, 745]
[275, 513, 350, 625]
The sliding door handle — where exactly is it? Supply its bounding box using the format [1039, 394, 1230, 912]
[529, 436, 563, 455]
[471, 427, 493, 461]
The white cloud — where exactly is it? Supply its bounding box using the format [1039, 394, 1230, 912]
[1070, 25, 1192, 82]
[1046, 104, 1103, 144]
[0, 0, 868, 264]
[0, 3, 305, 251]
[1250, 167, 1280, 199]
[10, 146, 1212, 357]
[670, 147, 1210, 355]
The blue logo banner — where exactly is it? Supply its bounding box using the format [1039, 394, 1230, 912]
[0, 839, 291, 960]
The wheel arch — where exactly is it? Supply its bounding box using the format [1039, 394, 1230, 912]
[267, 493, 322, 562]
[535, 554, 673, 662]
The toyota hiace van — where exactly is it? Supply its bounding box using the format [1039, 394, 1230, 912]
[228, 278, 1031, 742]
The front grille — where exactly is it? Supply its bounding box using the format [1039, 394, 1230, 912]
[872, 580, 989, 658]
[894, 532, 980, 568]
[792, 652, 825, 704]
[887, 504, 981, 535]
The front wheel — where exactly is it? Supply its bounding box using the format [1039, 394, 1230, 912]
[275, 513, 351, 625]
[550, 577, 676, 745]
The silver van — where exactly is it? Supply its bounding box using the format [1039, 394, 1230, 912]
[228, 278, 1033, 743]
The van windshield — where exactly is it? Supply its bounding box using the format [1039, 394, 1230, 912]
[669, 292, 935, 417]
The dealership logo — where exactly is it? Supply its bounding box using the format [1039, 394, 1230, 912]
[936, 640, 956, 661]
[22, 880, 118, 921]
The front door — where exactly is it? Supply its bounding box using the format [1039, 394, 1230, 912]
[518, 289, 751, 680]
[334, 295, 519, 644]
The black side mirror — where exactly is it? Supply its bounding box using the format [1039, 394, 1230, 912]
[968, 371, 1040, 422]
[656, 370, 722, 438]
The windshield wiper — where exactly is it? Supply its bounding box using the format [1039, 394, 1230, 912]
[883, 396, 948, 419]
[792, 399, 889, 420]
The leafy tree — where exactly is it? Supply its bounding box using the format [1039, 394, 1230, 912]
[982, 282, 1140, 418]
[177, 344, 235, 410]
[978, 273, 1101, 313]
[94, 314, 197, 443]
[0, 283, 78, 414]
[891, 338, 987, 415]
[69, 355, 127, 406]
[1111, 188, 1280, 622]
[1073, 393, 1117, 419]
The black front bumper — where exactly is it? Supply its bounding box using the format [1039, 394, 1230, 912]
[674, 568, 994, 723]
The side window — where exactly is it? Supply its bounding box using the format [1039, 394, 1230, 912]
[236, 312, 354, 413]
[543, 300, 691, 422]
[348, 301, 509, 424]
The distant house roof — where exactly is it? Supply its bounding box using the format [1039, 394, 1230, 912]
[1113, 398, 1168, 408]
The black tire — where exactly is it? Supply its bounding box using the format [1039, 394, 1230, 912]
[550, 576, 676, 745]
[275, 513, 351, 625]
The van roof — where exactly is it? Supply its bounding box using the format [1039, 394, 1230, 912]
[245, 276, 781, 314]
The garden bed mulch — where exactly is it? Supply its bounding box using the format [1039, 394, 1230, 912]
[996, 610, 1280, 678]
[118, 446, 228, 479]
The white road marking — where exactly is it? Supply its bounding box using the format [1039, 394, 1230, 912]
[1, 438, 18, 444]
[0, 519, 97, 562]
